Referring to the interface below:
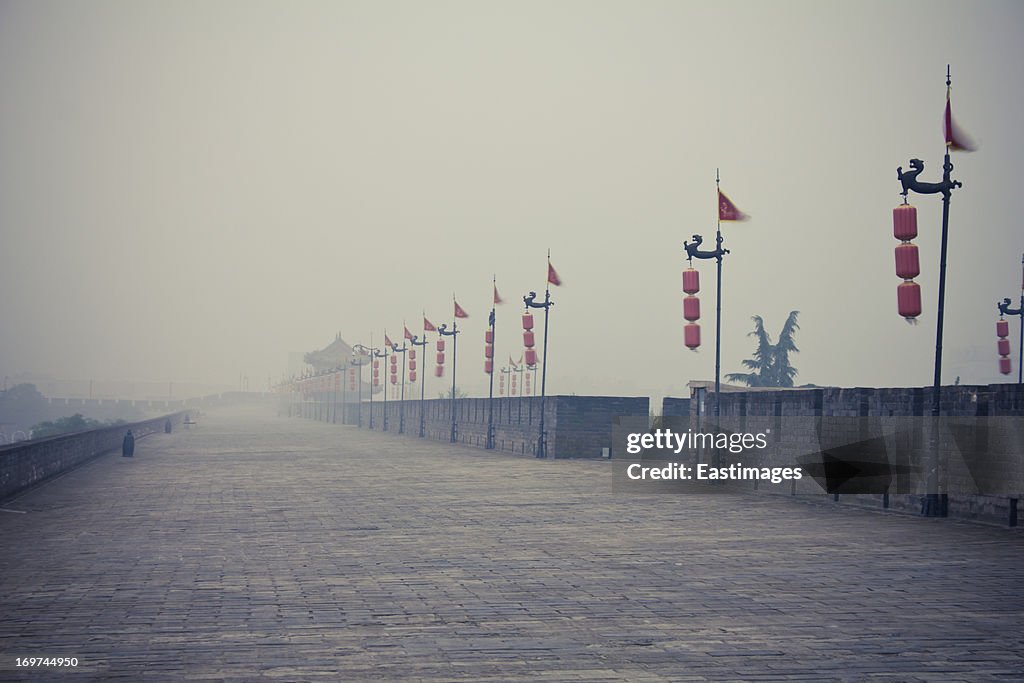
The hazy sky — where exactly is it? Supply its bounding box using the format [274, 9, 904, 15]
[2, 0, 1022, 400]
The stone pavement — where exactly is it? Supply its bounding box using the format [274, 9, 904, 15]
[1, 406, 1022, 682]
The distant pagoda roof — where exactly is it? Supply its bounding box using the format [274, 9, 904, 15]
[304, 333, 354, 372]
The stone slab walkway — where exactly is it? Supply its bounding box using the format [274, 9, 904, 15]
[1, 406, 1022, 681]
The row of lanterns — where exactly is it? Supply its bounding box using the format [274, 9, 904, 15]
[484, 330, 494, 375]
[996, 318, 1012, 375]
[435, 339, 445, 378]
[408, 348, 417, 383]
[893, 204, 922, 320]
[522, 312, 538, 366]
[682, 267, 701, 350]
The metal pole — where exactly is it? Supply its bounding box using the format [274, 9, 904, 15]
[451, 321, 458, 442]
[487, 309, 496, 449]
[714, 227, 723, 421]
[398, 343, 407, 434]
[537, 288, 551, 458]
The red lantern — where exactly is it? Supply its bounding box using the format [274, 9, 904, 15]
[682, 268, 700, 295]
[485, 330, 494, 344]
[436, 352, 445, 365]
[373, 377, 380, 386]
[997, 320, 1010, 338]
[683, 295, 700, 322]
[409, 371, 417, 382]
[684, 323, 701, 350]
[436, 339, 445, 352]
[999, 357, 1012, 375]
[524, 348, 538, 366]
[409, 360, 416, 371]
[435, 365, 444, 378]
[409, 349, 416, 360]
[373, 360, 380, 369]
[484, 344, 494, 359]
[372, 368, 379, 378]
[523, 330, 535, 348]
[484, 359, 493, 374]
[390, 375, 397, 385]
[893, 204, 918, 241]
[997, 338, 1011, 357]
[897, 281, 922, 319]
[894, 243, 920, 280]
[522, 313, 534, 330]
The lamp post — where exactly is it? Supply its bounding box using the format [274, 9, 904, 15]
[350, 346, 369, 428]
[374, 346, 389, 431]
[391, 338, 408, 434]
[683, 229, 728, 422]
[894, 67, 967, 518]
[997, 254, 1024, 383]
[409, 333, 428, 437]
[485, 308, 497, 450]
[523, 290, 553, 458]
[437, 322, 460, 443]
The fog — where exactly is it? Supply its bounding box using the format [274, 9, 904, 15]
[1, 0, 1022, 402]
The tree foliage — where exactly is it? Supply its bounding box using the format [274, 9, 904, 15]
[726, 311, 801, 387]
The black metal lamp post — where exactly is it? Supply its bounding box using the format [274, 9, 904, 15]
[409, 333, 428, 437]
[351, 344, 370, 428]
[437, 322, 460, 442]
[894, 68, 964, 518]
[523, 290, 553, 458]
[683, 230, 729, 422]
[374, 346, 389, 431]
[997, 255, 1024, 384]
[486, 308, 497, 450]
[391, 338, 408, 434]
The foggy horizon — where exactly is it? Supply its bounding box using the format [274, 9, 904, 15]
[2, 1, 1023, 401]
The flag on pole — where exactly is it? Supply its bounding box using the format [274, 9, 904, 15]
[404, 325, 413, 340]
[384, 333, 394, 348]
[718, 190, 750, 221]
[423, 316, 436, 332]
[493, 284, 503, 305]
[547, 261, 562, 286]
[944, 86, 977, 152]
[454, 300, 469, 319]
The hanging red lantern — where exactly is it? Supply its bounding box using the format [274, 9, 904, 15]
[897, 281, 922, 319]
[373, 360, 380, 369]
[372, 368, 379, 378]
[484, 359, 493, 374]
[409, 349, 416, 360]
[485, 330, 494, 344]
[997, 320, 1010, 338]
[522, 313, 534, 330]
[999, 357, 1012, 375]
[409, 360, 416, 371]
[390, 375, 397, 385]
[484, 344, 494, 359]
[893, 204, 918, 241]
[683, 295, 700, 322]
[435, 366, 444, 378]
[436, 339, 445, 352]
[684, 323, 701, 350]
[409, 371, 417, 382]
[436, 352, 445, 365]
[997, 338, 1011, 357]
[894, 243, 920, 280]
[373, 377, 380, 386]
[524, 348, 538, 366]
[682, 268, 700, 295]
[523, 330, 535, 348]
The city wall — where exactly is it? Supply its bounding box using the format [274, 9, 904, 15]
[0, 412, 188, 502]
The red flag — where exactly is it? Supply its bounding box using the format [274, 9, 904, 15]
[454, 300, 469, 319]
[718, 190, 749, 221]
[493, 285, 503, 305]
[944, 87, 976, 152]
[384, 333, 394, 348]
[423, 316, 437, 332]
[547, 262, 562, 286]
[404, 325, 413, 340]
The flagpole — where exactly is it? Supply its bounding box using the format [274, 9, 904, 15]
[413, 314, 428, 437]
[714, 169, 723, 428]
[368, 332, 375, 430]
[487, 278, 497, 450]
[895, 65, 963, 518]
